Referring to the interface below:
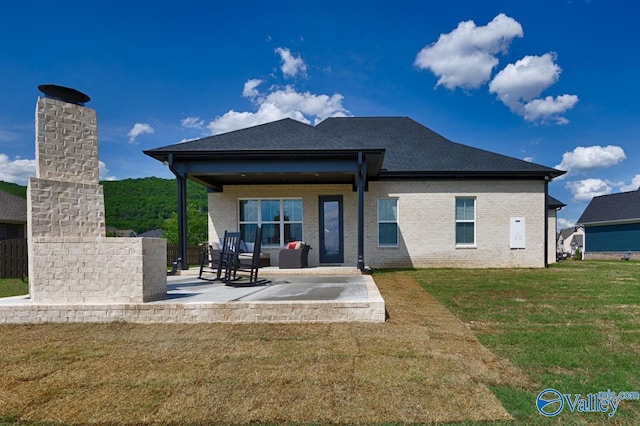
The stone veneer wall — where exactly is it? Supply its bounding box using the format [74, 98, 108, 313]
[28, 96, 166, 304]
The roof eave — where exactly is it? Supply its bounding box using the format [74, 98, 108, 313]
[376, 170, 562, 180]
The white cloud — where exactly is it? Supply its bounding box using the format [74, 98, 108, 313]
[557, 217, 576, 230]
[522, 94, 579, 124]
[414, 13, 523, 89]
[555, 145, 626, 177]
[207, 84, 349, 135]
[489, 53, 579, 123]
[242, 79, 263, 98]
[127, 123, 154, 144]
[489, 53, 561, 108]
[523, 156, 534, 162]
[566, 178, 613, 202]
[0, 153, 35, 184]
[99, 161, 117, 181]
[275, 47, 307, 78]
[620, 174, 640, 192]
[180, 116, 205, 130]
[207, 102, 304, 135]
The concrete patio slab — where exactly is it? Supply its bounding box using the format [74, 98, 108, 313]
[0, 273, 385, 324]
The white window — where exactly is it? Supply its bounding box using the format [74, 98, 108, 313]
[378, 198, 398, 246]
[455, 197, 475, 246]
[238, 198, 303, 246]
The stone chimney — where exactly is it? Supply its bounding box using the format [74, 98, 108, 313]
[29, 85, 105, 239]
[27, 85, 166, 304]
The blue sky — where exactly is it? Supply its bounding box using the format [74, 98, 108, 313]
[1, 0, 638, 229]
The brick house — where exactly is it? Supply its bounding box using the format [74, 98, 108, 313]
[0, 190, 27, 241]
[145, 117, 564, 269]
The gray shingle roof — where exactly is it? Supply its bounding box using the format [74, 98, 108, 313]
[317, 117, 562, 176]
[0, 190, 27, 223]
[578, 189, 640, 224]
[145, 117, 563, 178]
[547, 195, 566, 209]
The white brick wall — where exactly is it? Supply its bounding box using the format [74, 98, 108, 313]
[209, 179, 548, 268]
[28, 178, 105, 238]
[35, 97, 99, 184]
[27, 95, 167, 304]
[29, 237, 166, 304]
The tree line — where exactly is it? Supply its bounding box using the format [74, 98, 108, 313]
[0, 177, 209, 245]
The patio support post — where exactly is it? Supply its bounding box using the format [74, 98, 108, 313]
[168, 154, 189, 270]
[357, 152, 366, 271]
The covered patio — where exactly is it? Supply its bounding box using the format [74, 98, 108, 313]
[143, 119, 386, 272]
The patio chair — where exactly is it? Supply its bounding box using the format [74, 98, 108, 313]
[279, 242, 311, 269]
[228, 226, 270, 287]
[198, 231, 241, 282]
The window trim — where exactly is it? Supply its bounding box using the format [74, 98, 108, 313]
[377, 198, 399, 247]
[238, 198, 303, 247]
[455, 197, 476, 247]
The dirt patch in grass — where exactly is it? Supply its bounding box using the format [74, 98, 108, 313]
[0, 274, 529, 425]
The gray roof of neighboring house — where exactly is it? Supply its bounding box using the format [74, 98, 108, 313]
[145, 117, 564, 178]
[578, 189, 640, 224]
[138, 229, 164, 238]
[0, 190, 27, 223]
[560, 227, 578, 240]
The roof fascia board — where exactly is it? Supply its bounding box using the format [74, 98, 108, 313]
[171, 158, 359, 176]
[375, 171, 556, 180]
[580, 218, 640, 227]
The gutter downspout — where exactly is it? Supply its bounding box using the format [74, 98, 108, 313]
[544, 176, 550, 267]
[167, 154, 189, 270]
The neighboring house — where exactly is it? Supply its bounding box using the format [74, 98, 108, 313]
[138, 229, 164, 238]
[0, 190, 27, 241]
[145, 117, 564, 269]
[557, 226, 584, 258]
[106, 227, 137, 237]
[578, 188, 640, 260]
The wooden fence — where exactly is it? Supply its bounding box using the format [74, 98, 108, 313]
[0, 238, 28, 279]
[166, 244, 204, 267]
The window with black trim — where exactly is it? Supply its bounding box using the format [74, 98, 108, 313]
[238, 198, 303, 246]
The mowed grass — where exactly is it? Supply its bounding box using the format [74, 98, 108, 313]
[403, 260, 640, 425]
[0, 273, 520, 425]
[0, 278, 28, 298]
[1, 262, 638, 425]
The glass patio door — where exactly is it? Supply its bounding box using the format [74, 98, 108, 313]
[319, 195, 344, 263]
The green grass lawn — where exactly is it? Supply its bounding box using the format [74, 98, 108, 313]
[401, 261, 640, 424]
[1, 262, 638, 425]
[0, 278, 28, 298]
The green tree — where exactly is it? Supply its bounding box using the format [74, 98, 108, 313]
[163, 205, 208, 245]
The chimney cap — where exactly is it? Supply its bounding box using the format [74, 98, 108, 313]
[38, 84, 90, 105]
